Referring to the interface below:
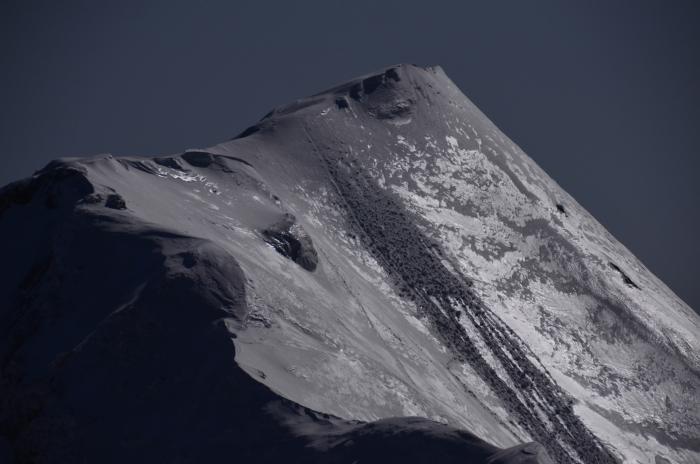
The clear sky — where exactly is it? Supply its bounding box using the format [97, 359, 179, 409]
[1, 0, 698, 313]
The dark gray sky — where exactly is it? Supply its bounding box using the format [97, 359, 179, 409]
[2, 1, 698, 313]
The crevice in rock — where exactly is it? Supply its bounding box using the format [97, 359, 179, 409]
[609, 262, 640, 289]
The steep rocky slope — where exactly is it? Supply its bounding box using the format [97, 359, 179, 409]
[0, 64, 697, 463]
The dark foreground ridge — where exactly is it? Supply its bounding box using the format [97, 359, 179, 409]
[0, 156, 550, 463]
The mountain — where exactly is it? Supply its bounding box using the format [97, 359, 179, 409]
[1, 64, 697, 464]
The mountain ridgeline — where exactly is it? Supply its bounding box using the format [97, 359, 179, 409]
[1, 64, 698, 463]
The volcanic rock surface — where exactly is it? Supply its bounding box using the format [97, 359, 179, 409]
[1, 64, 698, 464]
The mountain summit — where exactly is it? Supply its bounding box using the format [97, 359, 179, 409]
[1, 64, 698, 464]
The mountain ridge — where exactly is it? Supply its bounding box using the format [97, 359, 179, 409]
[1, 64, 698, 463]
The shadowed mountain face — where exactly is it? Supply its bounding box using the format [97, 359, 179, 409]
[0, 64, 698, 464]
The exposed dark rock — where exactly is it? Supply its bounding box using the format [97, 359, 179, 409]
[154, 156, 187, 171]
[0, 179, 37, 216]
[234, 124, 261, 139]
[335, 97, 349, 109]
[105, 193, 127, 210]
[262, 214, 318, 272]
[609, 262, 640, 289]
[182, 150, 217, 168]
